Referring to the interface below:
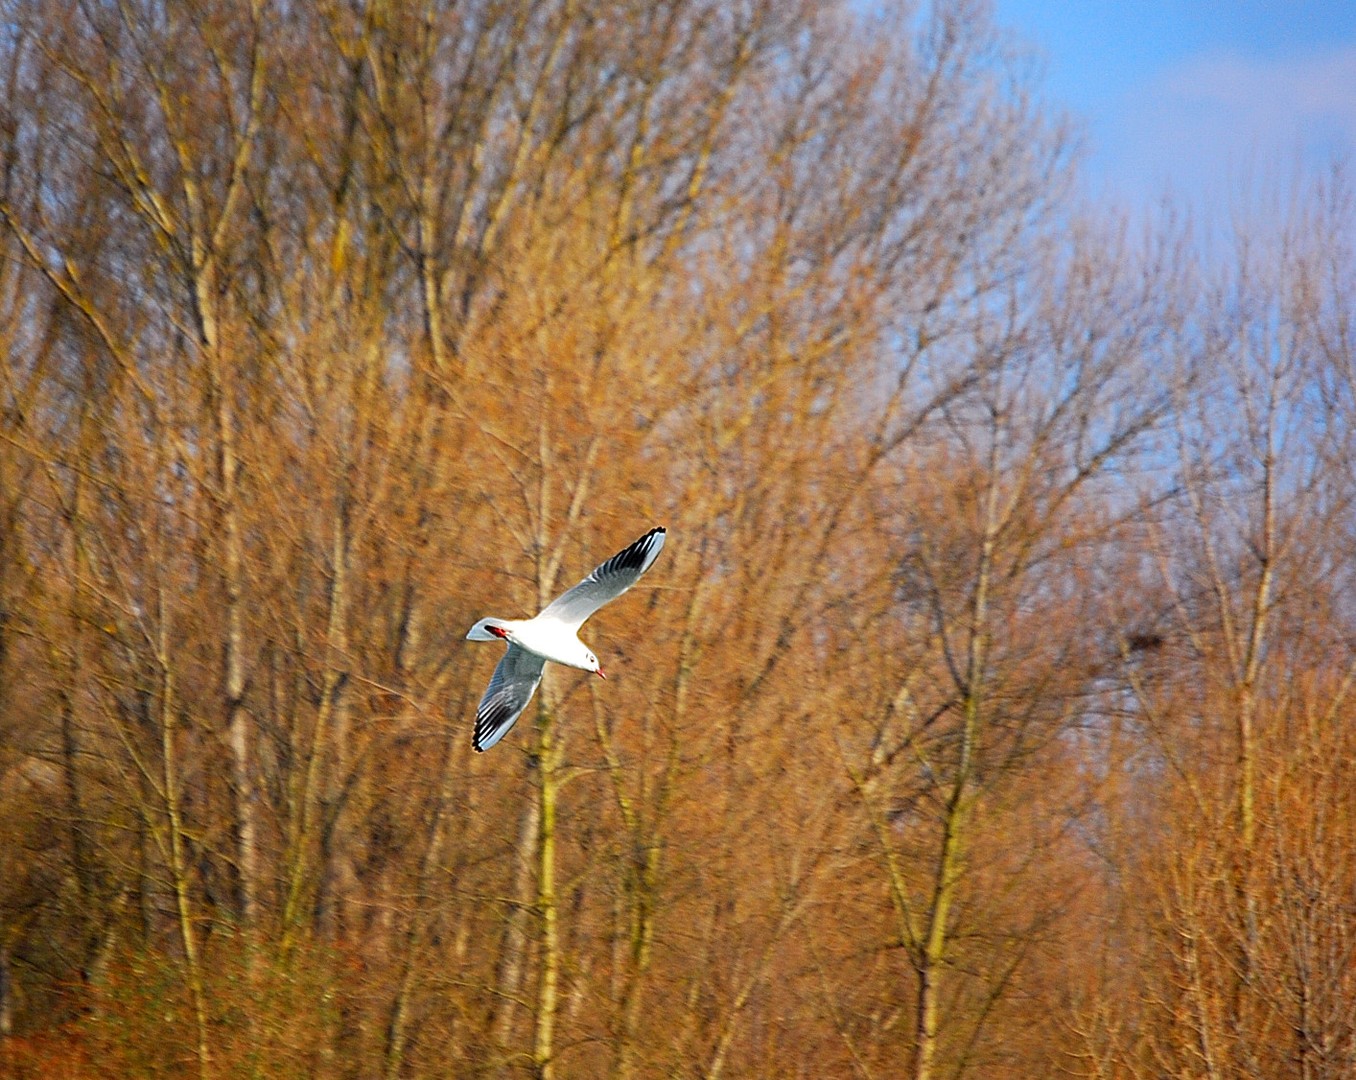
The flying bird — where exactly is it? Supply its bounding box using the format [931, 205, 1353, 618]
[466, 526, 667, 752]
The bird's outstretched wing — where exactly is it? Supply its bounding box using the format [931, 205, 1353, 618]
[473, 644, 546, 752]
[536, 527, 666, 629]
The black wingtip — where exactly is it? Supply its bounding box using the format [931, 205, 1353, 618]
[609, 527, 666, 573]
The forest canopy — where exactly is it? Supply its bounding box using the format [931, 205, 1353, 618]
[1, 0, 1354, 1076]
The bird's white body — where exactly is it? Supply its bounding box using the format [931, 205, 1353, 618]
[465, 617, 598, 671]
[466, 526, 667, 751]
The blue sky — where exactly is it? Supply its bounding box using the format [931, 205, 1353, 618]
[990, 1, 1356, 210]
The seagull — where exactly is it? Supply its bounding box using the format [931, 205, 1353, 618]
[466, 526, 667, 752]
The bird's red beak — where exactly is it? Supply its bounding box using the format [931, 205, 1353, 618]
[596, 669, 607, 680]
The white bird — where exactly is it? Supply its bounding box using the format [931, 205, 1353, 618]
[466, 526, 667, 752]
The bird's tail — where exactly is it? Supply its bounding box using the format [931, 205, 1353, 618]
[466, 618, 509, 641]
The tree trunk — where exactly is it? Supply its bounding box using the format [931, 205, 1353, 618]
[532, 695, 563, 1080]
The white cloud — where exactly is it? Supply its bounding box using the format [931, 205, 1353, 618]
[1105, 43, 1356, 202]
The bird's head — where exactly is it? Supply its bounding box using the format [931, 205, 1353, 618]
[584, 650, 606, 679]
